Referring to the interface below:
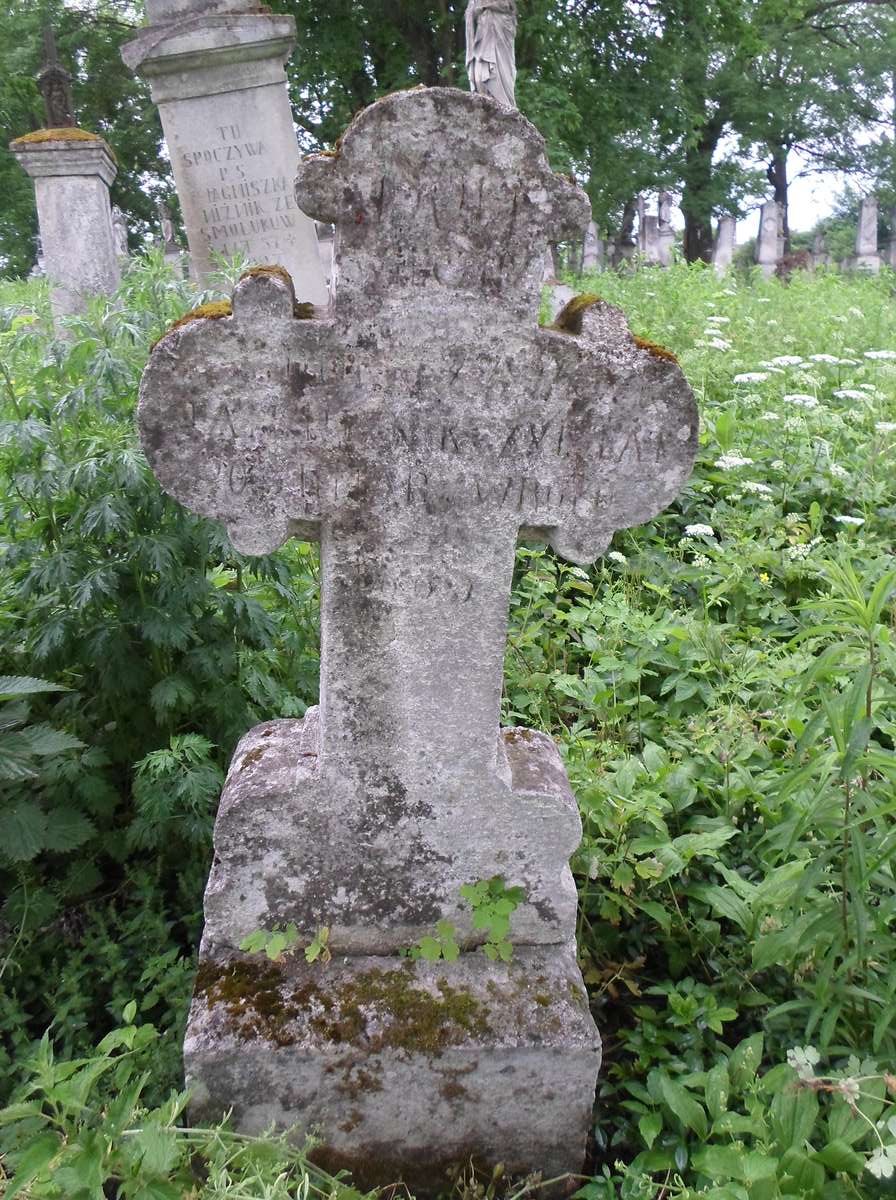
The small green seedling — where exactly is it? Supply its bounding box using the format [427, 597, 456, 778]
[239, 924, 331, 964]
[460, 875, 526, 962]
[404, 920, 461, 962]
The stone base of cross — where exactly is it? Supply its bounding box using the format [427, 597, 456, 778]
[139, 88, 697, 1187]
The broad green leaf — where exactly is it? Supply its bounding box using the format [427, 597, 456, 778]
[1, 802, 48, 861]
[811, 1139, 864, 1174]
[692, 1145, 745, 1180]
[0, 676, 67, 698]
[728, 1033, 764, 1088]
[638, 1111, 662, 1148]
[705, 1064, 730, 1119]
[43, 807, 95, 853]
[4, 1131, 62, 1199]
[660, 1076, 707, 1138]
[135, 1121, 181, 1175]
[771, 1084, 819, 1151]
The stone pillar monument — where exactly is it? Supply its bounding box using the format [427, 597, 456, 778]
[886, 207, 896, 271]
[756, 200, 780, 278]
[853, 196, 880, 274]
[10, 27, 120, 327]
[712, 215, 736, 276]
[122, 0, 327, 302]
[639, 213, 663, 264]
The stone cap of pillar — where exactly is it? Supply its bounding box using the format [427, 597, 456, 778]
[10, 129, 117, 186]
[122, 12, 296, 101]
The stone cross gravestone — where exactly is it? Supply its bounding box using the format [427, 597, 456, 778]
[122, 0, 327, 301]
[138, 88, 698, 1188]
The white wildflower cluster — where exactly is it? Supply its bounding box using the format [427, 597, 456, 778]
[876, 422, 896, 434]
[783, 418, 803, 432]
[829, 464, 849, 479]
[606, 550, 627, 565]
[833, 389, 866, 402]
[770, 460, 785, 470]
[707, 314, 731, 325]
[683, 523, 715, 538]
[809, 353, 839, 364]
[756, 297, 771, 304]
[733, 372, 769, 385]
[692, 552, 711, 567]
[771, 355, 803, 367]
[787, 1045, 820, 1081]
[741, 480, 773, 496]
[760, 411, 780, 421]
[784, 393, 818, 409]
[784, 513, 803, 527]
[785, 544, 812, 562]
[715, 453, 754, 469]
[758, 363, 785, 375]
[698, 337, 732, 351]
[865, 350, 896, 361]
[834, 515, 865, 527]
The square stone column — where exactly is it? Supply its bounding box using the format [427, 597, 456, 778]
[123, 5, 327, 303]
[10, 131, 120, 327]
[852, 196, 881, 274]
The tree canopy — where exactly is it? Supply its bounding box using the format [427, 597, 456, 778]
[0, 0, 893, 273]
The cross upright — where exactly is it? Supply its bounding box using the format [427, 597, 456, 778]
[139, 88, 697, 957]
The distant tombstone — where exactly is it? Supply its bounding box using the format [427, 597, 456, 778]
[10, 27, 120, 327]
[711, 216, 736, 276]
[639, 214, 662, 264]
[582, 220, 604, 271]
[812, 231, 831, 269]
[887, 207, 896, 271]
[122, 1, 327, 301]
[28, 234, 46, 279]
[756, 200, 781, 279]
[657, 191, 675, 266]
[137, 87, 698, 1189]
[852, 196, 880, 274]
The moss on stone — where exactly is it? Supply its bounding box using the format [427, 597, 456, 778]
[239, 264, 293, 287]
[11, 127, 104, 147]
[633, 334, 678, 364]
[239, 746, 268, 771]
[152, 301, 233, 351]
[549, 293, 602, 335]
[195, 957, 491, 1056]
[293, 302, 316, 320]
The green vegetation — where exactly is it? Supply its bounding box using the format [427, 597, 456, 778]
[2, 256, 896, 1196]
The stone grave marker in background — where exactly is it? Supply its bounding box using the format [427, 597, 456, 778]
[852, 196, 880, 274]
[138, 87, 698, 1188]
[123, 0, 327, 302]
[657, 191, 675, 266]
[756, 199, 781, 278]
[11, 28, 120, 328]
[886, 208, 896, 271]
[712, 215, 736, 276]
[582, 220, 604, 271]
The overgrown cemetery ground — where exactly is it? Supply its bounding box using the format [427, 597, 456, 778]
[1, 257, 896, 1196]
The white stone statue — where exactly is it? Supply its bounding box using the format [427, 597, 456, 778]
[465, 0, 517, 110]
[112, 206, 129, 258]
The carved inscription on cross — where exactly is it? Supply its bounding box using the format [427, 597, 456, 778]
[139, 89, 698, 953]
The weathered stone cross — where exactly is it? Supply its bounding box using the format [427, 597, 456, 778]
[139, 88, 696, 958]
[140, 87, 697, 1182]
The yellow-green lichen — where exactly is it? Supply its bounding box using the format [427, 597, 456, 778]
[633, 334, 678, 364]
[549, 293, 602, 335]
[239, 264, 294, 288]
[11, 127, 104, 147]
[152, 301, 233, 350]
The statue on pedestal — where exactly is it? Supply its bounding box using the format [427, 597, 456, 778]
[465, 0, 517, 110]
